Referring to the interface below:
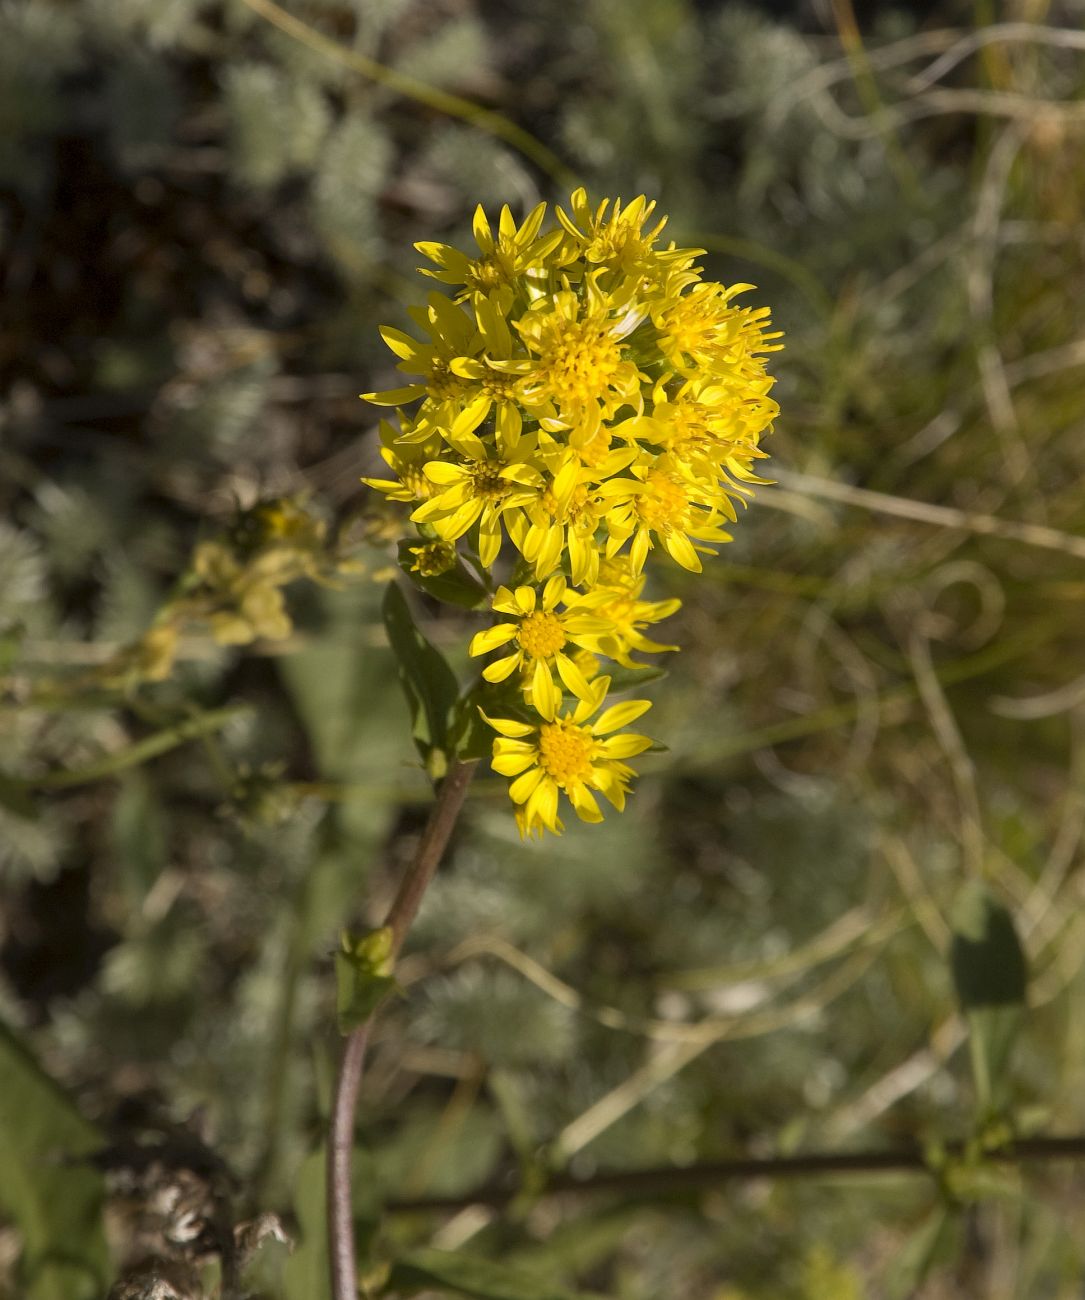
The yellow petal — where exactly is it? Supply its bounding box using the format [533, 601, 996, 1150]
[424, 462, 465, 485]
[531, 659, 560, 721]
[598, 733, 653, 759]
[509, 766, 545, 804]
[469, 624, 518, 656]
[479, 708, 533, 738]
[594, 699, 652, 734]
[378, 326, 422, 361]
[491, 585, 520, 615]
[542, 574, 566, 610]
[478, 515, 502, 568]
[525, 777, 560, 832]
[361, 385, 426, 406]
[482, 654, 521, 683]
[493, 751, 536, 778]
[567, 784, 603, 823]
[664, 531, 702, 572]
[555, 653, 594, 702]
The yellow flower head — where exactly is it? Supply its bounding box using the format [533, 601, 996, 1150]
[513, 276, 645, 438]
[417, 202, 565, 304]
[362, 292, 483, 413]
[482, 677, 654, 838]
[563, 559, 681, 669]
[361, 417, 445, 506]
[407, 540, 458, 577]
[554, 190, 678, 281]
[469, 576, 616, 719]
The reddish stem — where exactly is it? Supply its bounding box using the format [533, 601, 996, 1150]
[327, 759, 476, 1300]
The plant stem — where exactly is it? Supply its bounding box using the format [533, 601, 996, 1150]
[327, 758, 476, 1300]
[17, 704, 251, 789]
[380, 1134, 1085, 1213]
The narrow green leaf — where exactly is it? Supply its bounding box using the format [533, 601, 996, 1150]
[282, 1148, 329, 1300]
[950, 883, 1027, 1115]
[381, 581, 461, 775]
[967, 1005, 1025, 1118]
[600, 662, 668, 694]
[388, 1247, 607, 1300]
[0, 1022, 109, 1300]
[884, 1206, 961, 1300]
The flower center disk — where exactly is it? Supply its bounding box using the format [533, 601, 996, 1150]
[469, 462, 509, 499]
[517, 611, 567, 659]
[636, 471, 690, 530]
[538, 720, 596, 786]
[539, 321, 622, 405]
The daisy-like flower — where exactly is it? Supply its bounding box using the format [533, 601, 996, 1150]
[514, 275, 646, 441]
[482, 677, 654, 837]
[409, 414, 544, 567]
[361, 417, 446, 506]
[505, 439, 639, 583]
[639, 374, 776, 486]
[599, 455, 736, 573]
[362, 292, 482, 416]
[652, 276, 783, 379]
[554, 188, 688, 284]
[562, 558, 681, 668]
[468, 576, 611, 718]
[416, 202, 566, 305]
[443, 294, 534, 456]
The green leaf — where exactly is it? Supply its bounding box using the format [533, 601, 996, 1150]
[336, 927, 399, 1034]
[966, 1004, 1025, 1118]
[950, 883, 1027, 1114]
[397, 541, 490, 609]
[0, 1022, 109, 1300]
[283, 1147, 381, 1300]
[382, 581, 461, 778]
[387, 1247, 607, 1300]
[884, 1206, 961, 1300]
[282, 1148, 329, 1300]
[950, 882, 1027, 1010]
[600, 661, 668, 694]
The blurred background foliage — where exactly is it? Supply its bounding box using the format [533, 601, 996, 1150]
[3, 0, 1085, 1296]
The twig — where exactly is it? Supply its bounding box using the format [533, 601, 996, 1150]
[383, 1134, 1085, 1213]
[14, 705, 251, 789]
[327, 759, 476, 1300]
[769, 469, 1085, 561]
[237, 0, 577, 189]
[906, 23, 1085, 95]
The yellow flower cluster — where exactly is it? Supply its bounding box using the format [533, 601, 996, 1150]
[364, 190, 780, 836]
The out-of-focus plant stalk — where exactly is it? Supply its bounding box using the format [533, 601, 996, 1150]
[326, 759, 476, 1300]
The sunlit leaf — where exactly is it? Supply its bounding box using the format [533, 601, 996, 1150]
[382, 581, 461, 777]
